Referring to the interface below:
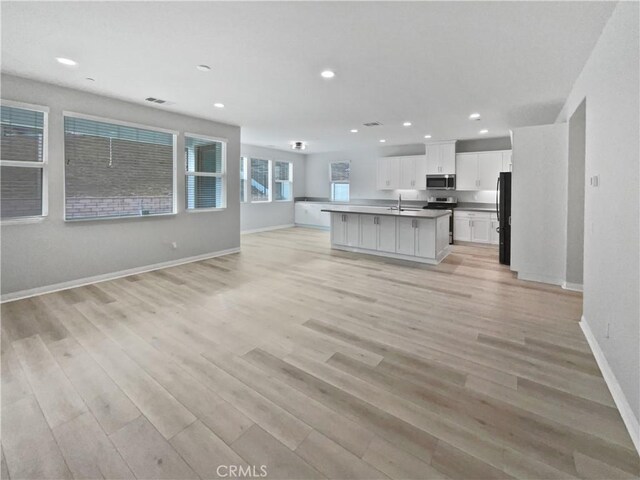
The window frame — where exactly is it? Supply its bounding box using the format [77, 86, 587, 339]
[0, 99, 49, 225]
[273, 161, 293, 202]
[240, 156, 248, 203]
[329, 161, 350, 202]
[249, 157, 272, 204]
[184, 132, 227, 213]
[62, 111, 178, 222]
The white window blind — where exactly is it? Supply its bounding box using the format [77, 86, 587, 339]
[330, 161, 350, 202]
[274, 161, 293, 201]
[64, 115, 175, 220]
[251, 158, 271, 202]
[185, 135, 226, 210]
[240, 157, 247, 203]
[1, 104, 47, 220]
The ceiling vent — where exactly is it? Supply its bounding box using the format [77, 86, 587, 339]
[145, 97, 167, 104]
[363, 121, 382, 127]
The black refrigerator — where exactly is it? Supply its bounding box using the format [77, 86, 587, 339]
[497, 172, 512, 265]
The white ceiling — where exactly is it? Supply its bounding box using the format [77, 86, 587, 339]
[1, 1, 614, 153]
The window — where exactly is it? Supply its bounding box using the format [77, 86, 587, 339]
[250, 158, 271, 202]
[185, 135, 226, 210]
[64, 114, 175, 220]
[330, 161, 350, 202]
[240, 157, 247, 202]
[274, 161, 293, 201]
[1, 103, 48, 220]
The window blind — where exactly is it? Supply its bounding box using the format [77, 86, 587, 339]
[274, 161, 292, 201]
[240, 157, 247, 202]
[185, 136, 225, 209]
[330, 162, 350, 182]
[251, 158, 270, 202]
[64, 116, 174, 220]
[1, 105, 46, 219]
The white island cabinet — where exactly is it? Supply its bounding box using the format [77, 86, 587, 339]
[324, 206, 451, 265]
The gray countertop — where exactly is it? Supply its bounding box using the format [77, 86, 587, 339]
[321, 205, 451, 219]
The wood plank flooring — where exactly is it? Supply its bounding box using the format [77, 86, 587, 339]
[1, 227, 638, 479]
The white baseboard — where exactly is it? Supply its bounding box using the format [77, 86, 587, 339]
[580, 316, 640, 454]
[331, 243, 452, 265]
[516, 271, 564, 286]
[562, 281, 584, 292]
[241, 224, 295, 234]
[0, 247, 241, 304]
[294, 223, 330, 231]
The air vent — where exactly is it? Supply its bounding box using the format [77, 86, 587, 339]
[363, 121, 382, 127]
[145, 97, 167, 104]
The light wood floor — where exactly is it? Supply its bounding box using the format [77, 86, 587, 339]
[2, 227, 638, 480]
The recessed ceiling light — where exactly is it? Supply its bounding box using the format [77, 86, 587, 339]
[321, 70, 335, 79]
[424, 135, 432, 139]
[214, 103, 224, 108]
[379, 139, 386, 143]
[196, 64, 211, 72]
[479, 129, 489, 134]
[56, 57, 77, 66]
[350, 129, 358, 133]
[469, 112, 481, 120]
[403, 122, 412, 127]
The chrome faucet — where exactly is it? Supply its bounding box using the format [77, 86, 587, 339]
[397, 193, 402, 212]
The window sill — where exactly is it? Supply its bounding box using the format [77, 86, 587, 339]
[274, 199, 293, 203]
[251, 200, 272, 204]
[185, 207, 226, 213]
[64, 212, 176, 223]
[1, 216, 46, 226]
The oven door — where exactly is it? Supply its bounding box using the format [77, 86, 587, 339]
[426, 175, 456, 190]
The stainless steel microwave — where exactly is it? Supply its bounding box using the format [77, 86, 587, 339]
[426, 174, 456, 190]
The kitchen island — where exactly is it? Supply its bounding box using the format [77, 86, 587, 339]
[321, 206, 452, 265]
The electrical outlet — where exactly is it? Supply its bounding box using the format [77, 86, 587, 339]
[590, 175, 600, 187]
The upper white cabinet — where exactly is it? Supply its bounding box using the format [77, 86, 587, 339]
[426, 141, 456, 175]
[377, 155, 427, 190]
[455, 150, 512, 191]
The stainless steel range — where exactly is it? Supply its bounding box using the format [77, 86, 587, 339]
[424, 196, 457, 244]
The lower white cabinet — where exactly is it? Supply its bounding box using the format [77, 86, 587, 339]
[396, 218, 416, 256]
[454, 210, 494, 244]
[331, 213, 359, 246]
[295, 202, 331, 228]
[359, 215, 397, 252]
[396, 217, 438, 258]
[490, 214, 499, 245]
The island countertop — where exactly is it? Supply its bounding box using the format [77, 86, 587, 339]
[321, 205, 451, 218]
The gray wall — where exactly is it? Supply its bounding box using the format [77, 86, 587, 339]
[566, 100, 586, 286]
[1, 75, 241, 298]
[240, 144, 305, 232]
[556, 2, 639, 428]
[304, 138, 510, 204]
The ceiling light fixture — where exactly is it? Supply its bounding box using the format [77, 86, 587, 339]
[214, 103, 224, 108]
[56, 57, 77, 66]
[469, 112, 481, 120]
[479, 129, 489, 134]
[403, 122, 412, 127]
[379, 139, 386, 143]
[291, 141, 306, 150]
[350, 129, 358, 133]
[196, 64, 211, 72]
[321, 70, 335, 79]
[424, 135, 432, 139]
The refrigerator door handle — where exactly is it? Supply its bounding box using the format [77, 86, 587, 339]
[496, 176, 501, 223]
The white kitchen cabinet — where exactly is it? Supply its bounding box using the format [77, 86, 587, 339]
[378, 155, 427, 190]
[396, 217, 416, 255]
[455, 153, 478, 190]
[455, 150, 511, 191]
[426, 141, 456, 175]
[295, 203, 309, 225]
[377, 157, 399, 189]
[295, 202, 331, 228]
[454, 217, 472, 241]
[415, 219, 436, 258]
[477, 152, 503, 190]
[359, 215, 397, 252]
[454, 210, 493, 244]
[470, 216, 491, 243]
[490, 214, 499, 245]
[331, 212, 358, 246]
